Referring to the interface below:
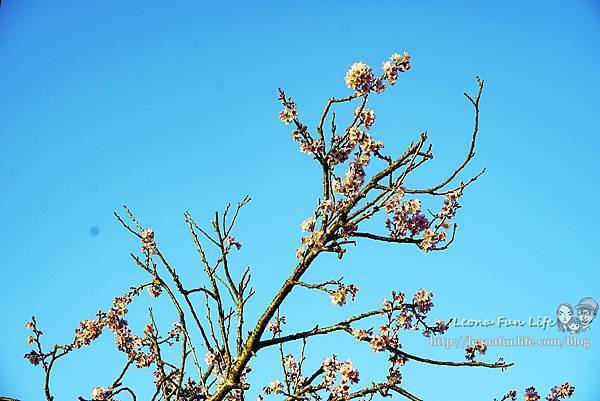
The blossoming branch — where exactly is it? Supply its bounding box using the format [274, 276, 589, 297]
[22, 52, 574, 401]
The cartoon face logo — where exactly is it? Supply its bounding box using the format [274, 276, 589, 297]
[556, 303, 574, 332]
[576, 297, 598, 332]
[566, 317, 581, 334]
[557, 298, 598, 333]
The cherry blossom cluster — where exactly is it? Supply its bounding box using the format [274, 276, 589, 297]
[267, 315, 286, 334]
[136, 323, 181, 370]
[91, 386, 115, 401]
[330, 284, 358, 306]
[351, 289, 449, 366]
[344, 52, 410, 96]
[261, 354, 306, 397]
[330, 128, 383, 199]
[262, 380, 283, 395]
[440, 190, 462, 219]
[321, 356, 360, 399]
[23, 319, 44, 366]
[297, 221, 326, 258]
[327, 136, 352, 168]
[282, 353, 303, 387]
[73, 319, 104, 348]
[316, 198, 338, 217]
[301, 229, 325, 248]
[382, 52, 411, 86]
[368, 333, 389, 352]
[147, 279, 162, 298]
[420, 229, 447, 252]
[225, 236, 242, 251]
[383, 188, 464, 251]
[300, 216, 316, 232]
[499, 383, 575, 401]
[384, 195, 429, 239]
[344, 62, 382, 95]
[355, 107, 375, 130]
[464, 339, 487, 361]
[167, 322, 183, 340]
[278, 101, 297, 125]
[278, 53, 411, 224]
[25, 321, 35, 343]
[278, 90, 321, 157]
[525, 387, 540, 401]
[546, 382, 575, 401]
[140, 228, 157, 255]
[333, 160, 367, 198]
[68, 288, 162, 369]
[413, 288, 434, 314]
[103, 296, 141, 357]
[419, 190, 463, 251]
[24, 350, 42, 366]
[278, 51, 467, 257]
[346, 288, 448, 387]
[298, 136, 324, 156]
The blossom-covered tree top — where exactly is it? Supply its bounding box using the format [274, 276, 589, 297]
[21, 52, 574, 401]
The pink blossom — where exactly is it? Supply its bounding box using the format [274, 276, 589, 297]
[91, 386, 114, 400]
[73, 319, 103, 348]
[384, 197, 430, 239]
[24, 350, 42, 366]
[420, 229, 446, 252]
[333, 161, 366, 198]
[204, 350, 217, 366]
[147, 280, 162, 298]
[301, 229, 325, 248]
[330, 284, 358, 306]
[300, 216, 316, 232]
[140, 228, 157, 255]
[387, 367, 403, 383]
[344, 62, 375, 95]
[267, 315, 286, 334]
[413, 288, 433, 313]
[355, 107, 375, 130]
[524, 387, 540, 401]
[369, 335, 387, 352]
[226, 236, 242, 250]
[383, 52, 411, 85]
[263, 380, 283, 394]
[352, 328, 369, 340]
[465, 339, 487, 361]
[299, 139, 324, 155]
[434, 319, 449, 334]
[396, 310, 413, 329]
[546, 382, 575, 400]
[440, 190, 461, 218]
[279, 102, 297, 125]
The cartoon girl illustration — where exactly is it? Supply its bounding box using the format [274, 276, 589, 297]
[556, 303, 574, 332]
[566, 317, 582, 334]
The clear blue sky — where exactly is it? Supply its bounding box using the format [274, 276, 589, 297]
[1, 1, 599, 400]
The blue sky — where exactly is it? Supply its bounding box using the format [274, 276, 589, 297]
[1, 1, 599, 400]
